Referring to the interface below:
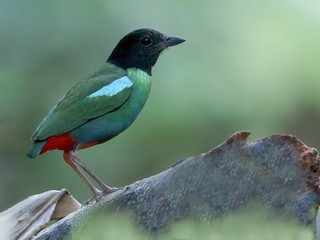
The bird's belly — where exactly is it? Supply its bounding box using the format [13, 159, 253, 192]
[70, 98, 147, 145]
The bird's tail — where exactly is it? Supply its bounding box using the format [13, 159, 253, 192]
[26, 140, 46, 158]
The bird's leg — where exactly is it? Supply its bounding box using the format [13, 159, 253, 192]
[63, 151, 102, 201]
[71, 151, 116, 194]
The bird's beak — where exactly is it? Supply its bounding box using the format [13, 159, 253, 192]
[159, 35, 185, 49]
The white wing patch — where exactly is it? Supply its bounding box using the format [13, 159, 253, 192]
[88, 76, 133, 98]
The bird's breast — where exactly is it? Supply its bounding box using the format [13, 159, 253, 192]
[70, 68, 151, 144]
[126, 68, 152, 113]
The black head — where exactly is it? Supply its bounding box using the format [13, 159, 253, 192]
[107, 28, 185, 75]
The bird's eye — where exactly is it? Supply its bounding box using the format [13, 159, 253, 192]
[140, 37, 152, 46]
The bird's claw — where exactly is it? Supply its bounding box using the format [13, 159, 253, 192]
[83, 187, 120, 205]
[101, 185, 119, 194]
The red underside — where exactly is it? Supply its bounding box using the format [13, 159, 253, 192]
[40, 133, 99, 154]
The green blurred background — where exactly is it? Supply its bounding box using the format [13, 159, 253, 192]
[1, 0, 320, 210]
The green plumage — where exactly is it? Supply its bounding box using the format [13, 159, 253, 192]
[31, 63, 151, 145]
[33, 64, 131, 140]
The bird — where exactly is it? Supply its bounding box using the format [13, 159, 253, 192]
[27, 28, 185, 203]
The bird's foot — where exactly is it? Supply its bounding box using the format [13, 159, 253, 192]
[83, 189, 102, 205]
[83, 187, 120, 205]
[101, 184, 119, 194]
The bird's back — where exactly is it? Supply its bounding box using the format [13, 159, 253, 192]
[27, 65, 151, 157]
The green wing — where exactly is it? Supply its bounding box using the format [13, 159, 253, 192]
[32, 64, 131, 140]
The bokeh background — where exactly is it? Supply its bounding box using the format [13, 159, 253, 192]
[1, 0, 320, 211]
